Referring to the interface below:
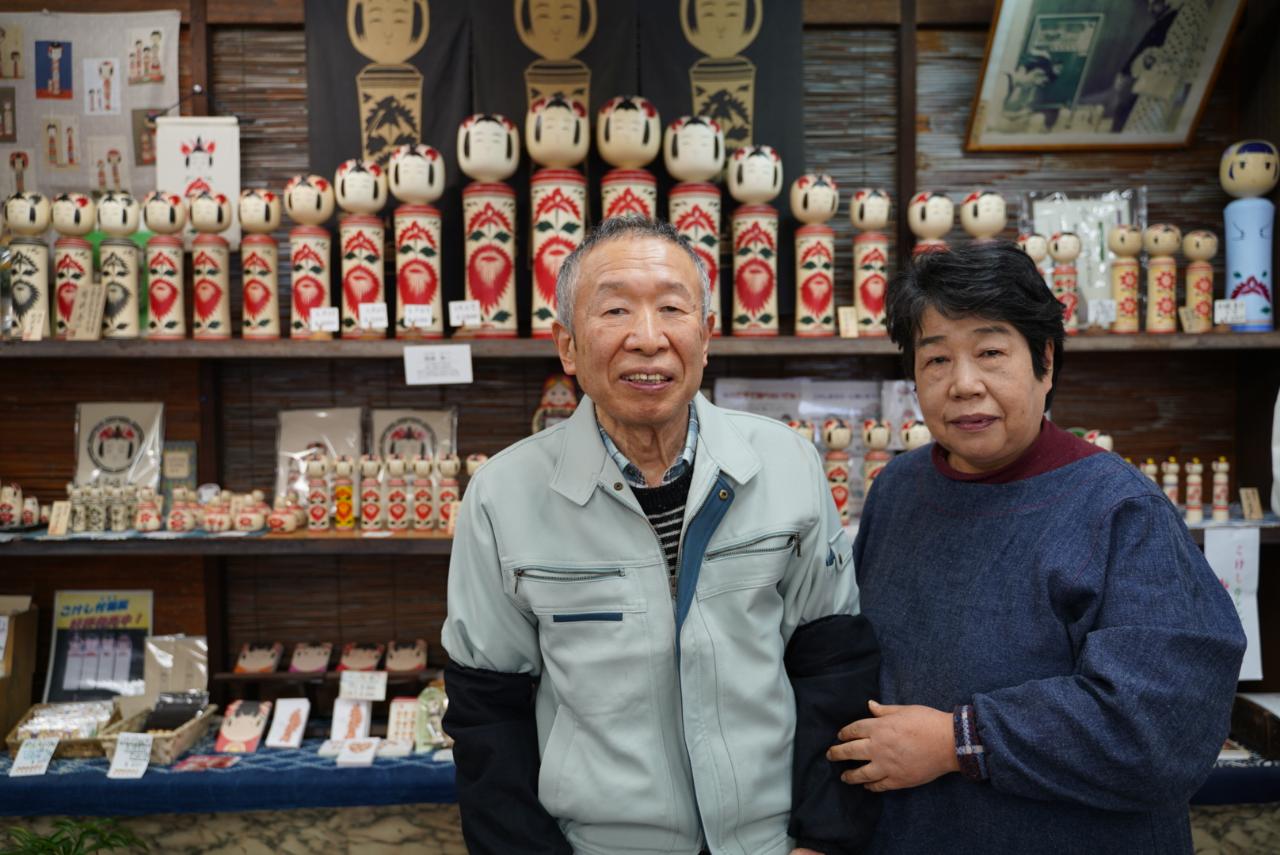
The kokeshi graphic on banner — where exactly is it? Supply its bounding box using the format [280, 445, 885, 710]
[335, 159, 389, 340]
[727, 145, 783, 336]
[790, 173, 838, 337]
[5, 193, 51, 340]
[51, 193, 96, 339]
[190, 191, 233, 339]
[908, 192, 953, 256]
[457, 114, 521, 338]
[598, 95, 661, 220]
[1144, 224, 1181, 334]
[239, 189, 283, 339]
[530, 169, 586, 337]
[665, 116, 726, 334]
[389, 144, 446, 339]
[141, 191, 187, 339]
[284, 175, 336, 340]
[1107, 224, 1142, 333]
[601, 170, 656, 220]
[1183, 230, 1218, 334]
[1219, 140, 1277, 331]
[850, 189, 892, 337]
[97, 191, 141, 340]
[1048, 232, 1081, 335]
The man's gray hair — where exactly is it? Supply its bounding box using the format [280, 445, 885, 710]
[555, 216, 713, 334]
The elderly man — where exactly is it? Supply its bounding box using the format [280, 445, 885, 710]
[443, 217, 879, 855]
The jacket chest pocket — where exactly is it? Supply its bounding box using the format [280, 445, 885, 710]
[697, 531, 798, 600]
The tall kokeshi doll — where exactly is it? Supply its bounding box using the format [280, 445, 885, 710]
[1144, 224, 1181, 334]
[908, 192, 953, 256]
[1161, 456, 1180, 506]
[410, 455, 434, 531]
[335, 159, 388, 339]
[1219, 140, 1278, 331]
[436, 451, 461, 532]
[97, 191, 141, 339]
[1185, 458, 1204, 524]
[960, 191, 1007, 242]
[458, 114, 520, 337]
[51, 193, 95, 338]
[1016, 232, 1049, 283]
[305, 456, 331, 532]
[791, 173, 838, 337]
[190, 191, 233, 340]
[140, 191, 187, 339]
[283, 175, 336, 339]
[665, 117, 725, 334]
[850, 189, 891, 337]
[527, 96, 589, 339]
[1107, 224, 1142, 334]
[1212, 457, 1230, 522]
[5, 192, 51, 340]
[598, 95, 660, 220]
[388, 144, 445, 339]
[1048, 232, 1081, 335]
[359, 454, 384, 531]
[239, 189, 282, 339]
[862, 419, 893, 498]
[821, 419, 852, 526]
[1183, 230, 1218, 334]
[728, 145, 783, 336]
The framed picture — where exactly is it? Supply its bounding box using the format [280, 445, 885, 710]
[966, 0, 1244, 151]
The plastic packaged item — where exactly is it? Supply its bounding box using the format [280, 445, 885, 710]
[74, 402, 165, 488]
[415, 685, 452, 752]
[275, 408, 363, 500]
[368, 408, 458, 461]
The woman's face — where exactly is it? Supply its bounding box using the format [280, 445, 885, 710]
[913, 307, 1052, 474]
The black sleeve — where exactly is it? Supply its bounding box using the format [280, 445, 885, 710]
[442, 662, 573, 855]
[785, 613, 882, 855]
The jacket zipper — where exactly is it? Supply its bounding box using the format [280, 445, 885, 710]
[704, 531, 800, 561]
[513, 567, 624, 594]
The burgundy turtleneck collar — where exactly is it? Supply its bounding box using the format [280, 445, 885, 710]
[930, 417, 1103, 484]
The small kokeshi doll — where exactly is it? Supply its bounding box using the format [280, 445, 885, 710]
[267, 496, 299, 534]
[1161, 456, 1180, 506]
[1219, 140, 1278, 331]
[389, 144, 446, 340]
[1016, 232, 1050, 291]
[283, 174, 336, 339]
[862, 418, 893, 499]
[410, 454, 434, 531]
[305, 455, 332, 532]
[901, 419, 932, 452]
[527, 95, 589, 339]
[1083, 429, 1114, 452]
[1140, 458, 1159, 483]
[1144, 224, 1181, 334]
[728, 145, 783, 336]
[787, 419, 816, 443]
[6, 192, 52, 340]
[141, 191, 187, 339]
[189, 190, 233, 340]
[1048, 231, 1082, 335]
[1182, 230, 1218, 334]
[133, 487, 162, 532]
[908, 192, 953, 256]
[850, 189, 891, 337]
[335, 159, 388, 339]
[97, 191, 141, 339]
[598, 95, 661, 220]
[239, 188, 283, 339]
[458, 114, 521, 337]
[331, 455, 356, 530]
[960, 191, 1007, 243]
[385, 455, 410, 530]
[1107, 224, 1143, 334]
[465, 453, 489, 477]
[1212, 456, 1230, 521]
[359, 454, 384, 531]
[435, 450, 462, 533]
[1184, 458, 1204, 524]
[51, 193, 95, 339]
[791, 173, 838, 337]
[821, 418, 853, 525]
[666, 116, 725, 335]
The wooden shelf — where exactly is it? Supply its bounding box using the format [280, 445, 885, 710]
[1, 532, 454, 557]
[212, 669, 441, 685]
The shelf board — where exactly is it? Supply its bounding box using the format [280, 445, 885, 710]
[212, 669, 442, 685]
[1, 532, 454, 557]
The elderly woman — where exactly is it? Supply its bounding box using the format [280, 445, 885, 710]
[831, 242, 1245, 853]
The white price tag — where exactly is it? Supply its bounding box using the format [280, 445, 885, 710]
[309, 307, 340, 333]
[10, 737, 58, 777]
[339, 670, 388, 701]
[448, 300, 482, 327]
[403, 344, 474, 386]
[1087, 299, 1117, 327]
[404, 304, 435, 329]
[1214, 299, 1247, 325]
[107, 733, 154, 779]
[359, 301, 389, 331]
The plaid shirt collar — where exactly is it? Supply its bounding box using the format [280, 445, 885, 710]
[598, 404, 699, 489]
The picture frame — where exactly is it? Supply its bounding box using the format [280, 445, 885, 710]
[966, 0, 1244, 151]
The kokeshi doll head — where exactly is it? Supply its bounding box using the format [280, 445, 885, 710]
[1107, 223, 1143, 257]
[436, 451, 461, 478]
[457, 113, 520, 182]
[239, 188, 282, 234]
[389, 144, 445, 205]
[4, 191, 50, 236]
[141, 191, 186, 235]
[333, 455, 355, 478]
[1016, 232, 1048, 264]
[663, 116, 724, 183]
[52, 193, 96, 237]
[359, 453, 381, 477]
[411, 454, 434, 477]
[526, 95, 588, 169]
[334, 159, 387, 214]
[728, 145, 782, 204]
[1048, 231, 1081, 263]
[1219, 140, 1278, 199]
[284, 174, 335, 226]
[849, 189, 891, 231]
[862, 419, 892, 451]
[791, 173, 838, 225]
[787, 419, 815, 442]
[1143, 223, 1181, 256]
[907, 192, 953, 241]
[597, 95, 660, 169]
[189, 190, 231, 234]
[465, 453, 489, 476]
[97, 191, 139, 237]
[822, 418, 853, 450]
[901, 419, 932, 451]
[959, 190, 1007, 239]
[1183, 229, 1218, 262]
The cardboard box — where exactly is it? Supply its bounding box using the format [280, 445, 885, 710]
[0, 596, 38, 740]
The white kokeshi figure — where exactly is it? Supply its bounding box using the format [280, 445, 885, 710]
[1108, 224, 1143, 334]
[189, 190, 233, 340]
[51, 193, 95, 339]
[822, 418, 854, 525]
[1048, 231, 1082, 336]
[851, 189, 892, 337]
[459, 114, 521, 338]
[1219, 140, 1278, 331]
[97, 191, 141, 340]
[335, 159, 388, 339]
[239, 188, 283, 339]
[1211, 456, 1230, 522]
[389, 144, 446, 340]
[598, 95, 660, 220]
[666, 116, 726, 335]
[959, 190, 1007, 242]
[5, 191, 51, 340]
[728, 145, 782, 336]
[284, 174, 336, 339]
[527, 97, 588, 339]
[141, 191, 187, 339]
[791, 173, 838, 337]
[908, 192, 953, 256]
[1185, 458, 1204, 524]
[1143, 224, 1181, 334]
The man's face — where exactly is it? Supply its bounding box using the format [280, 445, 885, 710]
[554, 236, 713, 434]
[913, 307, 1052, 474]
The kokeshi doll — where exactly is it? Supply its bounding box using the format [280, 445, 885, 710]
[1016, 231, 1050, 290]
[527, 95, 589, 339]
[4, 192, 51, 340]
[1107, 224, 1143, 334]
[850, 189, 891, 336]
[335, 159, 388, 339]
[1183, 230, 1218, 334]
[728, 145, 783, 336]
[97, 191, 141, 339]
[190, 191, 233, 340]
[901, 419, 932, 452]
[821, 419, 852, 526]
[283, 175, 336, 339]
[411, 455, 434, 531]
[665, 117, 726, 335]
[436, 451, 461, 532]
[959, 191, 1007, 242]
[1144, 224, 1181, 334]
[1083, 429, 1114, 452]
[908, 192, 953, 256]
[1185, 458, 1204, 524]
[466, 453, 489, 477]
[1141, 458, 1158, 483]
[1219, 140, 1278, 331]
[70, 485, 86, 534]
[305, 456, 332, 532]
[140, 191, 187, 339]
[239, 188, 283, 339]
[1048, 232, 1082, 336]
[1161, 456, 1180, 506]
[267, 496, 298, 534]
[598, 95, 661, 220]
[1212, 457, 1230, 522]
[787, 419, 815, 443]
[790, 173, 838, 337]
[388, 144, 446, 339]
[51, 193, 95, 339]
[862, 419, 893, 498]
[332, 455, 356, 531]
[134, 487, 162, 532]
[359, 454, 384, 531]
[458, 114, 520, 337]
[84, 486, 105, 533]
[385, 455, 409, 530]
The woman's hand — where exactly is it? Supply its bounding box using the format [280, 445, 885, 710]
[827, 700, 960, 792]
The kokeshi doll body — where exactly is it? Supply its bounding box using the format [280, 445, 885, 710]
[385, 456, 409, 531]
[5, 192, 52, 340]
[97, 191, 141, 339]
[410, 455, 434, 531]
[1107, 225, 1142, 334]
[283, 175, 336, 340]
[335, 159, 388, 340]
[1212, 457, 1230, 521]
[332, 456, 356, 531]
[959, 191, 1007, 242]
[862, 419, 893, 498]
[190, 191, 232, 340]
[1048, 232, 1081, 335]
[305, 456, 331, 532]
[141, 192, 187, 340]
[791, 173, 838, 337]
[51, 193, 95, 339]
[598, 96, 661, 220]
[239, 189, 283, 339]
[1144, 224, 1181, 334]
[458, 114, 520, 337]
[908, 192, 953, 256]
[1161, 457, 1180, 507]
[1185, 458, 1204, 524]
[359, 455, 384, 531]
[728, 145, 783, 336]
[1141, 458, 1158, 483]
[1219, 140, 1278, 331]
[850, 189, 891, 336]
[665, 117, 725, 335]
[821, 419, 852, 525]
[436, 453, 461, 532]
[1183, 231, 1218, 334]
[527, 96, 589, 339]
[389, 144, 446, 339]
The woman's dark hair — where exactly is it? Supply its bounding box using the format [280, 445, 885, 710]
[886, 241, 1066, 409]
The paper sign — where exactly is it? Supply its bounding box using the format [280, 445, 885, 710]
[339, 670, 388, 701]
[359, 302, 388, 331]
[1205, 527, 1262, 681]
[837, 306, 859, 338]
[1214, 299, 1247, 325]
[448, 300, 482, 327]
[10, 738, 59, 777]
[1240, 488, 1263, 521]
[309, 307, 340, 333]
[404, 345, 473, 386]
[67, 279, 106, 340]
[107, 732, 154, 779]
[404, 304, 434, 329]
[1177, 306, 1197, 333]
[1088, 299, 1117, 327]
[20, 306, 47, 341]
[46, 501, 72, 537]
